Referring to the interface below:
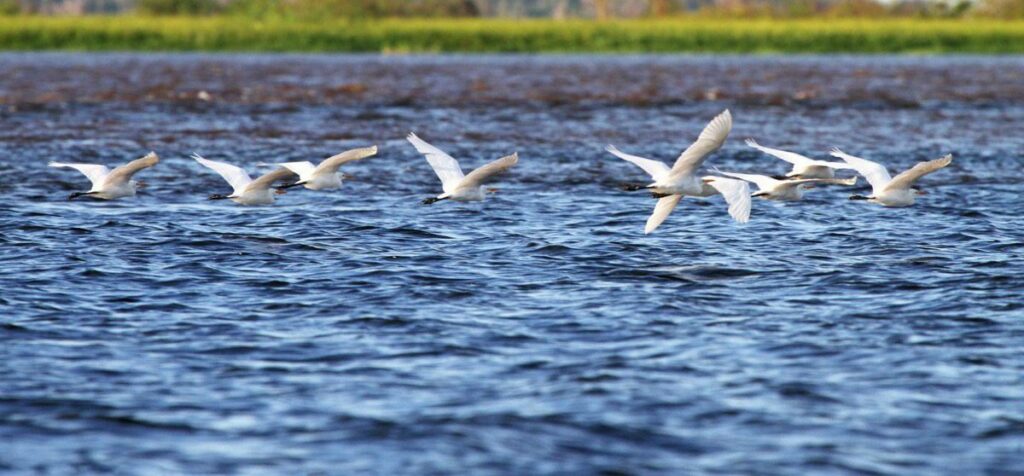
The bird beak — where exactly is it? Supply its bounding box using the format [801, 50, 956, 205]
[487, 188, 499, 194]
[275, 188, 288, 195]
[916, 188, 928, 195]
[803, 184, 817, 190]
[136, 180, 147, 189]
[341, 173, 355, 180]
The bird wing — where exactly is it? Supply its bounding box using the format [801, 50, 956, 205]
[605, 145, 670, 181]
[815, 160, 855, 170]
[829, 148, 891, 193]
[313, 145, 378, 176]
[104, 152, 159, 187]
[745, 138, 815, 167]
[278, 161, 317, 180]
[884, 154, 953, 192]
[704, 177, 751, 224]
[192, 153, 253, 195]
[246, 167, 294, 193]
[645, 194, 683, 235]
[407, 133, 464, 194]
[458, 153, 519, 190]
[715, 170, 780, 192]
[671, 109, 733, 176]
[49, 162, 111, 188]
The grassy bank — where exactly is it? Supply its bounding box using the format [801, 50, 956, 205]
[1, 16, 1023, 53]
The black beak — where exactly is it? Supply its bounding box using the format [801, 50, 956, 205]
[276, 182, 305, 191]
[68, 191, 96, 201]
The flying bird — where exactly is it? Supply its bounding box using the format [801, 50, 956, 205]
[715, 170, 857, 201]
[830, 149, 953, 207]
[607, 109, 750, 233]
[193, 153, 294, 206]
[277, 146, 378, 191]
[407, 133, 518, 205]
[745, 139, 851, 179]
[50, 152, 159, 200]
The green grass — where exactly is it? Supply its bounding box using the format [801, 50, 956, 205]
[1, 16, 1023, 53]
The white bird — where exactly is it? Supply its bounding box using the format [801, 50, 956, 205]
[277, 146, 378, 191]
[407, 133, 519, 204]
[830, 149, 953, 207]
[715, 170, 857, 201]
[746, 139, 851, 179]
[50, 152, 159, 200]
[606, 109, 750, 234]
[192, 153, 294, 205]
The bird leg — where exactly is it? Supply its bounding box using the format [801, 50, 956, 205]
[208, 194, 231, 200]
[620, 183, 647, 191]
[422, 196, 448, 205]
[849, 195, 870, 201]
[650, 192, 671, 199]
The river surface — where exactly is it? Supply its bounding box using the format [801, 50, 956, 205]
[0, 54, 1022, 475]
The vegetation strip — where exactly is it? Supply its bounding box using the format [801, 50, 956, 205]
[1, 17, 1023, 53]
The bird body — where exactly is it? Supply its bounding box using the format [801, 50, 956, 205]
[830, 149, 953, 207]
[278, 146, 377, 191]
[745, 139, 850, 179]
[407, 133, 519, 204]
[607, 109, 747, 233]
[716, 170, 857, 201]
[193, 154, 293, 205]
[50, 152, 159, 200]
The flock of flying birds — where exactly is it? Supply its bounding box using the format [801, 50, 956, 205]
[49, 109, 954, 234]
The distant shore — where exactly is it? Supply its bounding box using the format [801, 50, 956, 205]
[1, 17, 1022, 53]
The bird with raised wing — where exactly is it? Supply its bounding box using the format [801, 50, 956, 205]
[715, 170, 857, 201]
[607, 109, 748, 233]
[50, 152, 159, 201]
[745, 139, 851, 179]
[277, 145, 378, 191]
[193, 153, 294, 206]
[407, 133, 519, 205]
[830, 149, 953, 207]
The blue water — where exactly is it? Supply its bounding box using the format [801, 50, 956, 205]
[1, 54, 1022, 475]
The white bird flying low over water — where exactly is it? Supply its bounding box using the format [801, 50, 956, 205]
[606, 109, 751, 234]
[830, 148, 953, 207]
[277, 146, 378, 191]
[407, 133, 519, 205]
[715, 170, 857, 201]
[50, 152, 160, 200]
[745, 139, 851, 179]
[192, 153, 294, 206]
